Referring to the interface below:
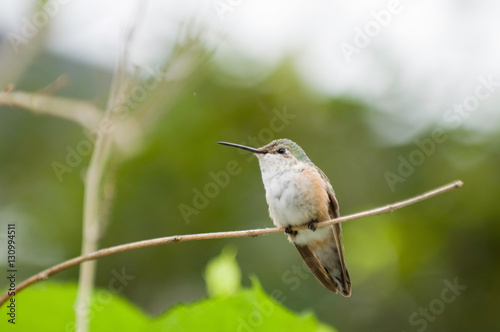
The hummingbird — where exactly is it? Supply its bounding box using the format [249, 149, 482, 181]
[218, 139, 351, 296]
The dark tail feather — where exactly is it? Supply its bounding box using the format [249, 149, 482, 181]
[314, 235, 351, 297]
[294, 235, 351, 297]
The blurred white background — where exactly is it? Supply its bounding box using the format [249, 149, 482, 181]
[1, 0, 499, 141]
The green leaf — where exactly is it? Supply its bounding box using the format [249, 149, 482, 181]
[152, 276, 337, 332]
[204, 246, 242, 297]
[1, 283, 149, 332]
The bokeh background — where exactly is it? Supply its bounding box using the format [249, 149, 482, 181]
[1, 1, 499, 331]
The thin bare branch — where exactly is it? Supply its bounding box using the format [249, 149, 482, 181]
[38, 74, 70, 95]
[74, 4, 148, 331]
[0, 1, 51, 88]
[0, 91, 102, 129]
[0, 180, 463, 307]
[3, 84, 14, 93]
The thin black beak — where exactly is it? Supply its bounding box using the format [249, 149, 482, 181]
[217, 142, 267, 154]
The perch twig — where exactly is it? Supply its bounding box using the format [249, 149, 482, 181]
[0, 180, 463, 307]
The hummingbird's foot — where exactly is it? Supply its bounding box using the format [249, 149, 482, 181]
[285, 225, 298, 236]
[308, 220, 318, 231]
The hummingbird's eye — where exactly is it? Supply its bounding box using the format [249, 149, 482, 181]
[277, 148, 286, 154]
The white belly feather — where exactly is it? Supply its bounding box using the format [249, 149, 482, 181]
[261, 167, 332, 245]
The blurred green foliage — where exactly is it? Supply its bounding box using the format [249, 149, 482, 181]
[1, 248, 335, 332]
[205, 245, 241, 297]
[0, 40, 499, 332]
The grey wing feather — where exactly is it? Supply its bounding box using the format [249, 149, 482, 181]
[317, 168, 351, 297]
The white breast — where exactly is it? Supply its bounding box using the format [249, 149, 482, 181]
[258, 157, 333, 245]
[261, 164, 322, 227]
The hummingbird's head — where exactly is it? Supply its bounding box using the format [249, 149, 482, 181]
[218, 139, 313, 174]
